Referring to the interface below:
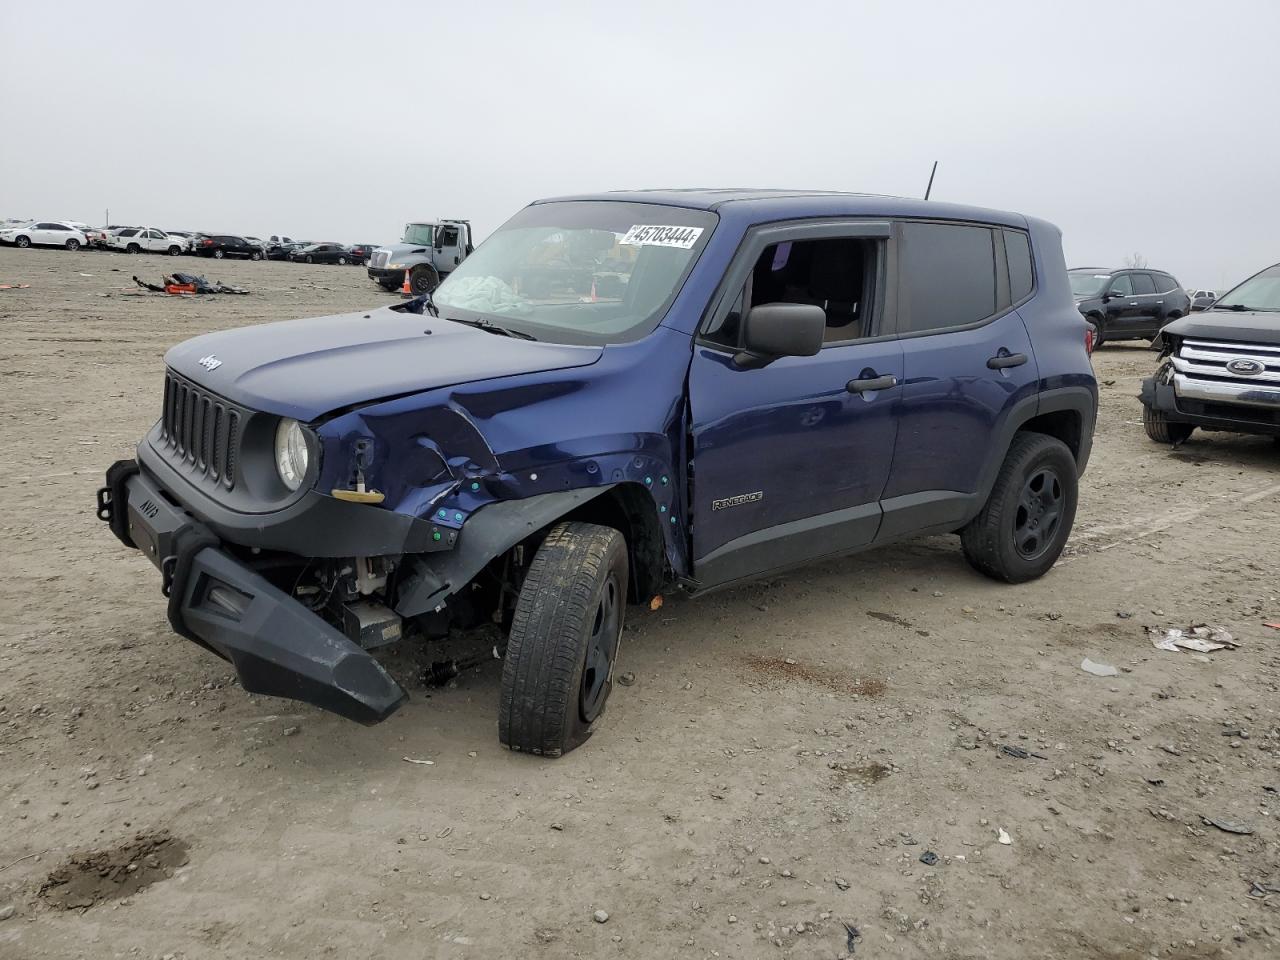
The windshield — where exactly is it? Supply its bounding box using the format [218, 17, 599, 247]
[433, 201, 716, 345]
[1213, 264, 1280, 312]
[1069, 271, 1112, 297]
[402, 224, 434, 246]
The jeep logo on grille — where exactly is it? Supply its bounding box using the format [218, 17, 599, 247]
[1226, 358, 1264, 376]
[198, 354, 222, 371]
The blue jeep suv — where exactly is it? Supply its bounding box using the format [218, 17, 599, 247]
[98, 189, 1097, 756]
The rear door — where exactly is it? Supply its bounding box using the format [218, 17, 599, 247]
[877, 221, 1040, 540]
[688, 219, 902, 587]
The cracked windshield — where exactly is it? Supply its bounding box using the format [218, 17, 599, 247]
[432, 200, 716, 344]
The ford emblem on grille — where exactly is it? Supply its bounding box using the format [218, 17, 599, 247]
[1226, 358, 1264, 376]
[198, 354, 222, 371]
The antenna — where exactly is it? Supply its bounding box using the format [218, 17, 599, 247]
[923, 161, 938, 200]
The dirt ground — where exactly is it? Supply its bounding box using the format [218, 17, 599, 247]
[1, 246, 1277, 960]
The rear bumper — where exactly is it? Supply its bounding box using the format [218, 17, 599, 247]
[97, 461, 407, 724]
[1141, 373, 1280, 437]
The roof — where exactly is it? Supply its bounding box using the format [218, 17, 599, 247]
[534, 188, 1029, 228]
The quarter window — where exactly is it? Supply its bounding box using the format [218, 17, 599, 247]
[899, 222, 996, 334]
[1003, 229, 1034, 303]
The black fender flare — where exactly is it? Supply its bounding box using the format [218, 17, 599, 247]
[971, 385, 1097, 514]
[394, 485, 615, 619]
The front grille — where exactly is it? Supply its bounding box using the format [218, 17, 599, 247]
[159, 371, 243, 490]
[1174, 338, 1280, 385]
[370, 250, 389, 269]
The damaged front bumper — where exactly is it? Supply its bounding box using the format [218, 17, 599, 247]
[97, 460, 407, 724]
[1141, 369, 1280, 437]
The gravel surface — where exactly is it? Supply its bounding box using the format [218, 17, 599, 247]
[1, 246, 1278, 958]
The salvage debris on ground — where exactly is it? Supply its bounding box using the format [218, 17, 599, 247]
[38, 831, 188, 910]
[132, 273, 248, 295]
[1149, 623, 1240, 653]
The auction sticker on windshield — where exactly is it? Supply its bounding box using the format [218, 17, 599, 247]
[620, 225, 704, 249]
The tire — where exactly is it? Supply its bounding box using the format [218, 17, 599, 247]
[15, 235, 30, 248]
[213, 249, 225, 259]
[167, 246, 181, 256]
[65, 239, 80, 251]
[305, 255, 314, 263]
[126, 243, 140, 255]
[1087, 315, 1105, 348]
[961, 433, 1078, 584]
[1142, 403, 1194, 445]
[410, 264, 440, 295]
[499, 521, 629, 758]
[250, 251, 262, 261]
[337, 256, 347, 265]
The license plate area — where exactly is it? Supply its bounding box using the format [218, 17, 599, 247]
[127, 482, 190, 569]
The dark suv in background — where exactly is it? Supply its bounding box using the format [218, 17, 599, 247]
[1070, 267, 1190, 346]
[194, 235, 264, 260]
[98, 189, 1097, 756]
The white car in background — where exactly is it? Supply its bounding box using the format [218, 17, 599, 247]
[0, 221, 89, 250]
[106, 227, 187, 256]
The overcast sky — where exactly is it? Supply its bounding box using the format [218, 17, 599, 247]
[1, 0, 1274, 288]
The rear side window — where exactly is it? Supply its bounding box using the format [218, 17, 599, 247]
[119, 229, 138, 237]
[1157, 273, 1180, 292]
[1003, 229, 1034, 303]
[899, 222, 996, 334]
[1131, 273, 1156, 295]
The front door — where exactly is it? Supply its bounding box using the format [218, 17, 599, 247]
[687, 221, 901, 588]
[435, 225, 462, 273]
[1102, 272, 1137, 334]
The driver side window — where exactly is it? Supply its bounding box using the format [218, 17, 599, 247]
[704, 237, 880, 348]
[1109, 274, 1134, 296]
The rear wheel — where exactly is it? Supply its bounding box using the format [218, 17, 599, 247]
[1142, 403, 1194, 444]
[961, 433, 1078, 583]
[213, 249, 225, 259]
[65, 239, 80, 251]
[499, 521, 628, 758]
[126, 243, 141, 255]
[337, 256, 347, 265]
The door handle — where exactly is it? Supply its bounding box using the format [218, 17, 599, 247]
[987, 352, 1028, 370]
[846, 374, 897, 393]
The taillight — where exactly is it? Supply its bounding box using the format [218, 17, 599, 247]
[1084, 327, 1095, 355]
[202, 238, 213, 245]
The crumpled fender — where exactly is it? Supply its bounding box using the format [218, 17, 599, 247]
[394, 486, 614, 618]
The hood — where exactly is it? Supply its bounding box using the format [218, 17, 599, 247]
[375, 243, 430, 260]
[166, 305, 603, 421]
[1154, 310, 1280, 349]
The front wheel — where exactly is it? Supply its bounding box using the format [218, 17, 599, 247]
[499, 522, 629, 758]
[15, 235, 30, 248]
[305, 255, 314, 263]
[1088, 315, 1105, 348]
[250, 250, 262, 261]
[65, 239, 80, 251]
[961, 433, 1078, 583]
[1142, 403, 1194, 445]
[410, 264, 440, 295]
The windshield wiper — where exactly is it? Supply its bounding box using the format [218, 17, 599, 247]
[445, 315, 537, 340]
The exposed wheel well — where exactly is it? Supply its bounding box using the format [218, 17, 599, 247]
[1017, 410, 1083, 463]
[563, 483, 666, 602]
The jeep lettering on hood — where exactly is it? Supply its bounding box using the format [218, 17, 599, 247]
[165, 305, 603, 421]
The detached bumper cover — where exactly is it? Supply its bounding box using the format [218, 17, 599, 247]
[98, 461, 406, 724]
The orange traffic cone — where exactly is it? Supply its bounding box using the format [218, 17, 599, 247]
[401, 269, 412, 295]
[589, 278, 598, 302]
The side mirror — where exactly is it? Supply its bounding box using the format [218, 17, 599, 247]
[734, 303, 826, 368]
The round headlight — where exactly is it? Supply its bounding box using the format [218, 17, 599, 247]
[274, 418, 310, 491]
